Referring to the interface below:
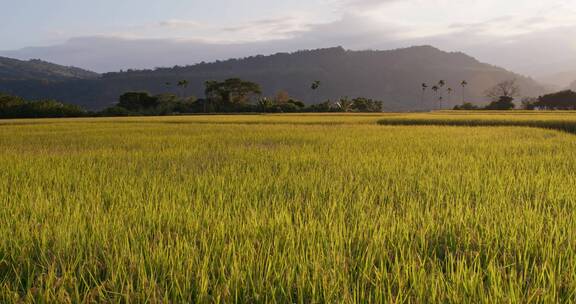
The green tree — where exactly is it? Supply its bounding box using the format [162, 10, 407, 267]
[485, 96, 515, 110]
[0, 93, 25, 109]
[308, 100, 333, 112]
[351, 97, 383, 112]
[205, 78, 262, 107]
[453, 102, 479, 110]
[118, 92, 159, 111]
[535, 90, 576, 110]
[278, 99, 305, 113]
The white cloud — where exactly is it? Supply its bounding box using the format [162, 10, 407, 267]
[27, 0, 576, 46]
[159, 20, 206, 29]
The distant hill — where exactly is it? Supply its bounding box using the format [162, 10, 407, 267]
[0, 46, 545, 110]
[0, 56, 99, 81]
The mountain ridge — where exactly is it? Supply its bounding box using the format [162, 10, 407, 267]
[0, 46, 545, 110]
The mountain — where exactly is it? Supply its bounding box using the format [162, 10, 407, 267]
[0, 46, 545, 110]
[0, 56, 99, 81]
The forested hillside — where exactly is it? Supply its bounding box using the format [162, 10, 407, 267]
[0, 46, 544, 110]
[0, 56, 98, 81]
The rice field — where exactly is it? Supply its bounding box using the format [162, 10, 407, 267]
[1, 113, 576, 303]
[377, 111, 576, 134]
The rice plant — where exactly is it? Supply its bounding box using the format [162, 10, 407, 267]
[1, 113, 576, 303]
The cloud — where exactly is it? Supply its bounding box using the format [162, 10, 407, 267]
[218, 16, 318, 41]
[159, 20, 206, 29]
[446, 13, 576, 38]
[337, 0, 406, 8]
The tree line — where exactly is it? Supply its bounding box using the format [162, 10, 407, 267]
[101, 78, 382, 116]
[3, 76, 576, 119]
[449, 79, 576, 111]
[0, 94, 85, 118]
[522, 90, 576, 110]
[0, 78, 382, 118]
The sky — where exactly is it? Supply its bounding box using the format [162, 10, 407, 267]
[1, 0, 576, 82]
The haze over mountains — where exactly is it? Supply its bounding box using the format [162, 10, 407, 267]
[538, 69, 576, 90]
[0, 46, 547, 111]
[0, 37, 263, 74]
[570, 81, 576, 91]
[2, 36, 575, 87]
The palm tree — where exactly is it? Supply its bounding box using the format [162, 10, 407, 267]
[311, 80, 321, 91]
[437, 80, 446, 110]
[311, 80, 321, 103]
[431, 85, 439, 110]
[447, 87, 454, 108]
[460, 80, 468, 104]
[421, 83, 428, 108]
[177, 80, 189, 98]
